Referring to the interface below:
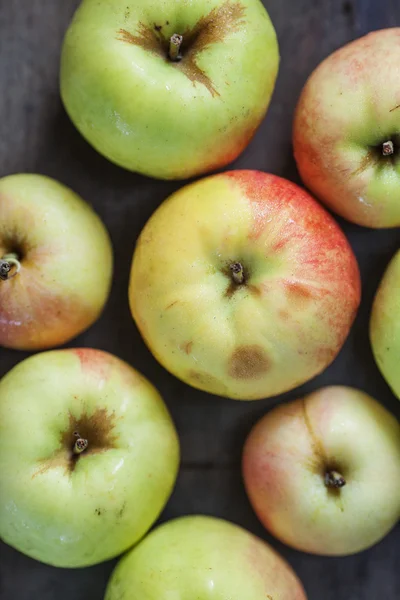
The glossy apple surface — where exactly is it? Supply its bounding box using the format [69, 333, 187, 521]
[243, 386, 400, 555]
[105, 515, 307, 600]
[370, 250, 400, 399]
[0, 348, 180, 567]
[294, 29, 400, 228]
[60, 0, 279, 180]
[0, 174, 113, 350]
[129, 170, 360, 400]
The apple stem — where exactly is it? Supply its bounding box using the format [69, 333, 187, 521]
[169, 34, 183, 62]
[230, 262, 245, 285]
[0, 254, 21, 281]
[382, 141, 394, 156]
[73, 437, 89, 455]
[325, 470, 346, 489]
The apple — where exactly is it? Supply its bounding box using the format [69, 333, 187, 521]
[0, 348, 180, 567]
[242, 386, 400, 556]
[0, 173, 113, 351]
[60, 0, 279, 180]
[293, 28, 400, 228]
[370, 250, 400, 399]
[129, 170, 361, 400]
[105, 515, 307, 600]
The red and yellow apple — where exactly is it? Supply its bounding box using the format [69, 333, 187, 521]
[129, 170, 361, 400]
[60, 0, 279, 180]
[0, 348, 180, 567]
[370, 249, 400, 399]
[105, 516, 307, 600]
[243, 386, 400, 556]
[294, 28, 400, 228]
[0, 174, 113, 350]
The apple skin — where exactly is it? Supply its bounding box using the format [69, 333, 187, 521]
[0, 348, 180, 568]
[370, 250, 400, 399]
[0, 174, 113, 351]
[129, 170, 361, 400]
[60, 0, 279, 180]
[293, 28, 400, 228]
[105, 515, 307, 600]
[242, 386, 400, 556]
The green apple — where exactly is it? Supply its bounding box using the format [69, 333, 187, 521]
[0, 348, 180, 567]
[243, 386, 400, 556]
[129, 170, 360, 400]
[0, 173, 113, 350]
[294, 29, 400, 228]
[370, 250, 400, 399]
[105, 516, 307, 600]
[60, 0, 279, 180]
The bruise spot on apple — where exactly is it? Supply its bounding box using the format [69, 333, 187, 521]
[117, 1, 246, 97]
[284, 280, 313, 303]
[229, 345, 270, 380]
[33, 409, 118, 477]
[248, 284, 262, 297]
[181, 341, 193, 355]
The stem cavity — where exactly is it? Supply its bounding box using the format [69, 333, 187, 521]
[230, 262, 245, 285]
[0, 254, 21, 281]
[73, 433, 89, 455]
[382, 140, 394, 156]
[325, 470, 346, 489]
[169, 34, 183, 61]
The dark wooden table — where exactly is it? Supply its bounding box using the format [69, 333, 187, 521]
[1, 1, 399, 599]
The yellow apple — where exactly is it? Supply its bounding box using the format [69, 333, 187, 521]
[129, 170, 360, 400]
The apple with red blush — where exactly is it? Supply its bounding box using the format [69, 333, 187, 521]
[294, 28, 400, 228]
[129, 170, 360, 400]
[0, 173, 113, 350]
[0, 348, 179, 567]
[60, 0, 279, 180]
[243, 386, 400, 555]
[105, 516, 307, 600]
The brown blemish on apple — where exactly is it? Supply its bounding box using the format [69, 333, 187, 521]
[390, 103, 400, 112]
[301, 398, 326, 464]
[181, 341, 193, 355]
[117, 1, 246, 97]
[351, 149, 377, 177]
[229, 345, 270, 380]
[165, 300, 179, 310]
[33, 409, 118, 477]
[284, 280, 313, 302]
[248, 284, 262, 297]
[117, 502, 127, 519]
[301, 399, 345, 506]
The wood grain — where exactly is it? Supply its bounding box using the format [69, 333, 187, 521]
[0, 1, 399, 599]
